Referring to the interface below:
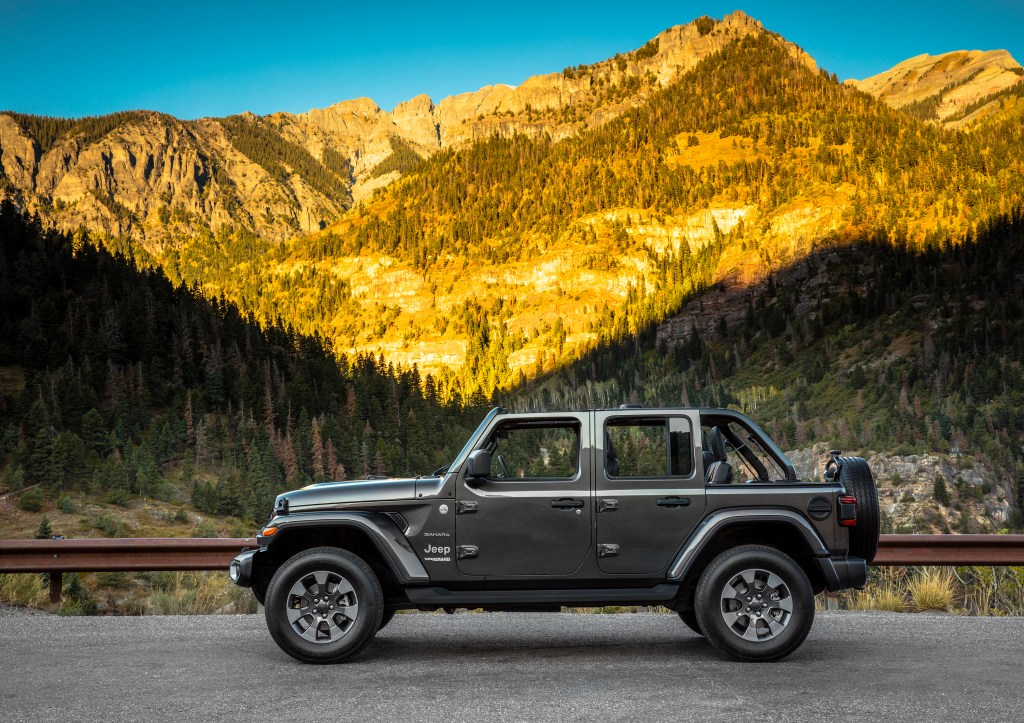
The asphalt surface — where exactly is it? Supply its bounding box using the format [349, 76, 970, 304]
[1, 610, 1022, 722]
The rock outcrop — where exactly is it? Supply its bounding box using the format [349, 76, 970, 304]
[848, 49, 1024, 125]
[0, 111, 345, 247]
[789, 443, 1013, 533]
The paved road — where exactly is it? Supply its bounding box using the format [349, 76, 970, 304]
[1, 610, 1022, 722]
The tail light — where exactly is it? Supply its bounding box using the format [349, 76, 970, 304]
[838, 495, 857, 527]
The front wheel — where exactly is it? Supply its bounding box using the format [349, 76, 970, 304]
[695, 545, 814, 662]
[264, 547, 383, 663]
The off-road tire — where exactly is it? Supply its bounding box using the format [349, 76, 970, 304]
[836, 456, 880, 563]
[695, 545, 814, 662]
[264, 547, 383, 663]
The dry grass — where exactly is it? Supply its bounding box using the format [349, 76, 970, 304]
[909, 567, 955, 612]
[849, 587, 908, 612]
[0, 573, 48, 609]
[844, 567, 908, 612]
[148, 571, 259, 615]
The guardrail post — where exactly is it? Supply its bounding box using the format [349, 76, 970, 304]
[49, 572, 62, 603]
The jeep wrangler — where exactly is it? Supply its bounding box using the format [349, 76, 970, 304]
[230, 406, 878, 663]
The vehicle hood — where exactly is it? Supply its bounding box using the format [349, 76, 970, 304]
[276, 477, 427, 512]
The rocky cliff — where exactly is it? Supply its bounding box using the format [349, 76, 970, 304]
[0, 111, 345, 247]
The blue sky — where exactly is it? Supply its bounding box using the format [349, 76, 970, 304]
[2, 1, 1022, 119]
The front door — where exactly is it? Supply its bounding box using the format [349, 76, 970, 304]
[595, 410, 706, 574]
[455, 413, 592, 576]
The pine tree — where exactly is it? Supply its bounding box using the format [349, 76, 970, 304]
[81, 408, 109, 456]
[933, 474, 951, 507]
[311, 416, 325, 482]
[35, 515, 53, 539]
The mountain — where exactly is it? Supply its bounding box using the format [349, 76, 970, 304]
[0, 11, 794, 248]
[1, 12, 1023, 536]
[151, 24, 1024, 395]
[848, 49, 1024, 127]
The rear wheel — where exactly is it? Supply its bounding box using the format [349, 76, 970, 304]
[836, 456, 880, 563]
[264, 547, 383, 663]
[695, 545, 814, 662]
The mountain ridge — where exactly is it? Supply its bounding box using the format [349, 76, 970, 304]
[848, 48, 1024, 127]
[166, 31, 1022, 391]
[1, 11, 798, 244]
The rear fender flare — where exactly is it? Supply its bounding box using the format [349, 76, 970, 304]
[667, 508, 832, 583]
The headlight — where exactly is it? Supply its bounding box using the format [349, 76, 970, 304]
[229, 561, 240, 582]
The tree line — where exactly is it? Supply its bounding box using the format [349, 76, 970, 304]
[0, 202, 483, 523]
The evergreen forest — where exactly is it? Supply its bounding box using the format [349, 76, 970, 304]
[0, 203, 481, 528]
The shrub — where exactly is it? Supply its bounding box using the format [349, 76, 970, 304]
[909, 568, 954, 611]
[18, 487, 43, 512]
[93, 512, 126, 538]
[61, 573, 98, 615]
[149, 571, 258, 615]
[192, 520, 219, 538]
[0, 573, 47, 608]
[848, 568, 907, 611]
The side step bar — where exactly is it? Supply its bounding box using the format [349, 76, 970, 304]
[406, 584, 680, 607]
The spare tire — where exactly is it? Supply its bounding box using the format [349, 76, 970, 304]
[836, 456, 879, 563]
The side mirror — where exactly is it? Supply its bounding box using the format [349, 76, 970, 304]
[466, 449, 491, 479]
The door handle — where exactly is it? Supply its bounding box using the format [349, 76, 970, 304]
[550, 498, 584, 509]
[656, 497, 691, 508]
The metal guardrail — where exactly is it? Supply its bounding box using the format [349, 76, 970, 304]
[1, 534, 1023, 603]
[0, 538, 255, 602]
[873, 534, 1024, 566]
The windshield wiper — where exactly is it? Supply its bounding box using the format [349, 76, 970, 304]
[432, 463, 452, 477]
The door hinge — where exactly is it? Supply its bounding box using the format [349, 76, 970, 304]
[456, 545, 479, 559]
[597, 543, 620, 558]
[597, 498, 618, 513]
[456, 500, 478, 515]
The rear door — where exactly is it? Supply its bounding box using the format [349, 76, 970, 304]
[594, 410, 706, 574]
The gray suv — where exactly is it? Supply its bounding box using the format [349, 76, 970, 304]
[230, 406, 877, 662]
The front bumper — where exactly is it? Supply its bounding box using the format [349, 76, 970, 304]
[229, 548, 259, 587]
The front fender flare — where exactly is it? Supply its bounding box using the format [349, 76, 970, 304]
[265, 511, 429, 584]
